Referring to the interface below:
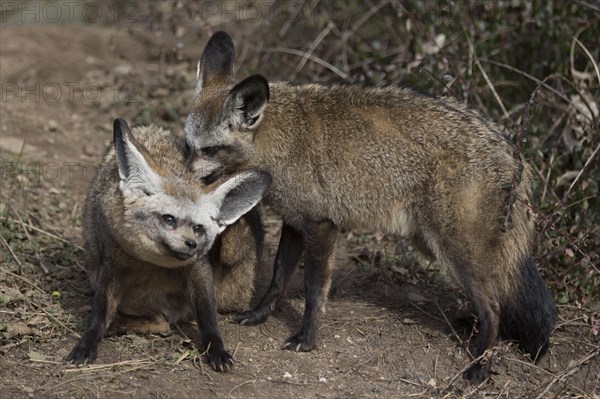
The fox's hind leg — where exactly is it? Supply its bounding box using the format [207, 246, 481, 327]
[426, 232, 502, 384]
[213, 208, 264, 313]
[461, 284, 501, 384]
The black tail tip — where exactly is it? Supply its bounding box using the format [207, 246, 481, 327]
[500, 257, 557, 362]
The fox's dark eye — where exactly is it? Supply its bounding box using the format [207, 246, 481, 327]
[201, 146, 219, 157]
[162, 214, 176, 227]
[247, 115, 259, 126]
[193, 224, 204, 234]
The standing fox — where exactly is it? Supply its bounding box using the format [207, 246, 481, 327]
[66, 118, 271, 371]
[183, 32, 557, 383]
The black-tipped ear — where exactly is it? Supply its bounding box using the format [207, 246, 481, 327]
[211, 170, 272, 227]
[202, 31, 235, 76]
[113, 117, 133, 178]
[197, 31, 235, 92]
[229, 75, 269, 128]
[112, 118, 161, 196]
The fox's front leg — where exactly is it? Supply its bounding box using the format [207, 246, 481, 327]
[188, 262, 233, 372]
[235, 223, 304, 325]
[66, 265, 121, 365]
[284, 220, 337, 352]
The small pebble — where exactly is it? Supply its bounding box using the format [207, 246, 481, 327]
[113, 63, 133, 76]
[83, 144, 95, 156]
[47, 119, 58, 132]
[150, 88, 170, 98]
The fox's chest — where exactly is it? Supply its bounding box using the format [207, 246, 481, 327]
[262, 159, 418, 235]
[264, 178, 329, 228]
[117, 266, 192, 323]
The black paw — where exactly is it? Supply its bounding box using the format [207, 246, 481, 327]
[283, 332, 315, 352]
[65, 344, 97, 366]
[207, 347, 234, 372]
[462, 362, 490, 385]
[234, 307, 271, 326]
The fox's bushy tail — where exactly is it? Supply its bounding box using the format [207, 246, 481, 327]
[499, 256, 556, 361]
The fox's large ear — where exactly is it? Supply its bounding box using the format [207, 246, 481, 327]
[227, 74, 269, 130]
[206, 170, 271, 229]
[196, 31, 235, 95]
[113, 118, 162, 196]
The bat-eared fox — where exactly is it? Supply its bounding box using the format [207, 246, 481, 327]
[183, 31, 556, 383]
[66, 118, 271, 371]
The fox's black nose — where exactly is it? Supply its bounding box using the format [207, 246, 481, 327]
[185, 239, 197, 249]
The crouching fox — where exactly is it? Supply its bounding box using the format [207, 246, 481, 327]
[183, 31, 557, 383]
[66, 118, 271, 371]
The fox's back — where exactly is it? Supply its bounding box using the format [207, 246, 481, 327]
[259, 83, 522, 231]
[269, 83, 514, 169]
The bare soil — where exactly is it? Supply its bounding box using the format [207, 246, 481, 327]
[1, 17, 598, 399]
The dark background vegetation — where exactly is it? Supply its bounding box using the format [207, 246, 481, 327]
[1, 1, 598, 397]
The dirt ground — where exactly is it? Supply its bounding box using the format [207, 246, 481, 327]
[1, 7, 598, 399]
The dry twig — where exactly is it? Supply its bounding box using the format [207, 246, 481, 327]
[227, 379, 257, 399]
[534, 350, 598, 399]
[263, 47, 348, 79]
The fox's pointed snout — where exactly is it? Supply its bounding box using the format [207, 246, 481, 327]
[167, 237, 200, 261]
